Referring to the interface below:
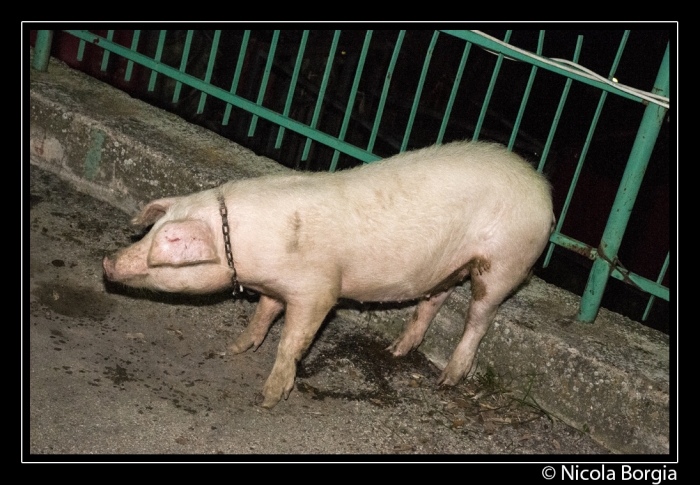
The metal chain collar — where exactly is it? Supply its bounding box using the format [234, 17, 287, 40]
[217, 191, 242, 296]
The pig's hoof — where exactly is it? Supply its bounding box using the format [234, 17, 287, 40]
[260, 385, 291, 409]
[229, 341, 251, 355]
[437, 372, 457, 387]
[438, 362, 469, 387]
[229, 334, 258, 354]
[386, 339, 409, 357]
[261, 371, 295, 408]
[261, 394, 281, 409]
[386, 335, 420, 357]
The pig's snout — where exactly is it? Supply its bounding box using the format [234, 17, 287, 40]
[103, 254, 127, 283]
[103, 255, 116, 280]
[102, 250, 148, 284]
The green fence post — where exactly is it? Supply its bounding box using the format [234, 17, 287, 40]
[577, 43, 670, 323]
[32, 30, 54, 72]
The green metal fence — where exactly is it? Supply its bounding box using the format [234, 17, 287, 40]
[31, 29, 671, 325]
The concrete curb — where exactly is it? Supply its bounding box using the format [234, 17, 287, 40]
[28, 53, 670, 454]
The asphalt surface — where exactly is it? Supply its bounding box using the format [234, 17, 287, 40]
[26, 164, 612, 458]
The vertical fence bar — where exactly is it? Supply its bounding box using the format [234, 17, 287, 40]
[222, 30, 250, 126]
[275, 30, 309, 148]
[643, 253, 670, 321]
[197, 30, 221, 114]
[367, 30, 405, 155]
[124, 30, 141, 82]
[537, 35, 583, 171]
[172, 30, 194, 103]
[329, 30, 373, 172]
[507, 31, 545, 152]
[473, 31, 512, 141]
[436, 39, 471, 145]
[401, 31, 439, 151]
[248, 30, 280, 137]
[544, 31, 630, 268]
[33, 30, 53, 71]
[76, 34, 86, 62]
[147, 30, 168, 92]
[301, 30, 341, 162]
[578, 43, 670, 322]
[100, 30, 115, 72]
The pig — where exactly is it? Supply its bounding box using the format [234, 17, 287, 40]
[103, 141, 555, 408]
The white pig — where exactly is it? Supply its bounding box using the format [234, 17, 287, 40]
[103, 141, 554, 408]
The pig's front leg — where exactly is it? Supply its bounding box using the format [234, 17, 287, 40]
[229, 295, 284, 354]
[261, 294, 337, 408]
[387, 289, 454, 356]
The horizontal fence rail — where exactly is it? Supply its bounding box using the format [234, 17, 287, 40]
[31, 29, 671, 327]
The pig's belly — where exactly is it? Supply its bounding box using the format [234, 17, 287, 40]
[338, 256, 471, 303]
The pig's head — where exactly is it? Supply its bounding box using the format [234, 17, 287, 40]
[103, 195, 234, 294]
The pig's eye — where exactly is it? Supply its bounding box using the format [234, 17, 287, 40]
[130, 224, 154, 243]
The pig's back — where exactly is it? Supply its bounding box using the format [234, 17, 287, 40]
[342, 141, 550, 203]
[228, 141, 553, 301]
[332, 141, 552, 236]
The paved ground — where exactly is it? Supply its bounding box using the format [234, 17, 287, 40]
[26, 164, 612, 458]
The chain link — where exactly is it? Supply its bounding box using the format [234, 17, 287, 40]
[218, 192, 241, 296]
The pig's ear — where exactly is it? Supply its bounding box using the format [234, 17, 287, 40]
[147, 220, 219, 266]
[131, 197, 181, 226]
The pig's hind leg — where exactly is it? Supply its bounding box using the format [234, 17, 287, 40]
[387, 289, 454, 357]
[229, 295, 284, 354]
[438, 257, 526, 386]
[261, 293, 337, 408]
